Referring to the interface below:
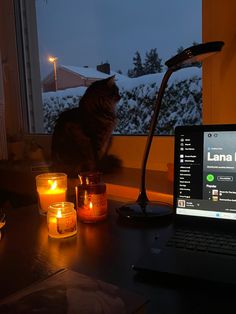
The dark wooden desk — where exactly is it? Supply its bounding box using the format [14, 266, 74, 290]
[0, 200, 235, 314]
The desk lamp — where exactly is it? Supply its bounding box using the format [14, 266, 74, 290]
[117, 41, 224, 221]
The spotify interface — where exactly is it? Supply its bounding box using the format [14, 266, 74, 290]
[176, 129, 236, 220]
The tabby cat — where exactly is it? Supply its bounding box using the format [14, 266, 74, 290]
[51, 76, 122, 178]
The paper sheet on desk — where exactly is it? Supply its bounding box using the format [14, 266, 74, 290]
[0, 269, 148, 314]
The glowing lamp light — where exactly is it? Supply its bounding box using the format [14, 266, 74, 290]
[48, 56, 57, 63]
[48, 56, 58, 91]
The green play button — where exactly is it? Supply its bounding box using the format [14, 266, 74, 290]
[206, 174, 215, 182]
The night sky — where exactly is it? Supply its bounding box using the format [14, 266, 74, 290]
[36, 0, 202, 78]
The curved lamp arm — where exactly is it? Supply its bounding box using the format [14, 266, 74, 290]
[137, 68, 174, 204]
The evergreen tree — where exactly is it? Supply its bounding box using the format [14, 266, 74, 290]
[143, 48, 163, 74]
[128, 51, 144, 77]
[127, 69, 134, 77]
[176, 46, 184, 54]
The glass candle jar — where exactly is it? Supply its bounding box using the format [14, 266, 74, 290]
[36, 173, 67, 215]
[76, 172, 107, 223]
[47, 202, 77, 239]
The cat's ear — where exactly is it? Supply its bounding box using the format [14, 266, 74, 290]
[106, 75, 116, 86]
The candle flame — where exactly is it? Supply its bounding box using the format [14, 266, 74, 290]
[84, 191, 88, 205]
[89, 201, 93, 210]
[48, 180, 58, 190]
[57, 209, 62, 218]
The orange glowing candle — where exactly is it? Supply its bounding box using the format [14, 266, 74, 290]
[38, 181, 66, 213]
[36, 173, 67, 215]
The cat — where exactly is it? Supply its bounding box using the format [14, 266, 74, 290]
[51, 75, 122, 178]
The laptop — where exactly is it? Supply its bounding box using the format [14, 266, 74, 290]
[133, 124, 236, 285]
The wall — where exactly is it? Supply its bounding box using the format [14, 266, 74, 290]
[43, 67, 99, 92]
[202, 0, 236, 124]
[58, 68, 98, 90]
[0, 0, 23, 137]
[22, 134, 174, 171]
[111, 136, 174, 171]
[58, 68, 86, 90]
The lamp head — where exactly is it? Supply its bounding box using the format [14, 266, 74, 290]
[165, 41, 224, 70]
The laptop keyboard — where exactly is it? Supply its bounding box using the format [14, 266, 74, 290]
[166, 229, 236, 257]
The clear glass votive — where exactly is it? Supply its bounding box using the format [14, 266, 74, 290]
[76, 172, 107, 223]
[47, 202, 77, 239]
[36, 173, 67, 215]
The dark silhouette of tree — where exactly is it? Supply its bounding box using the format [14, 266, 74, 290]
[143, 48, 163, 74]
[128, 51, 144, 77]
[176, 46, 184, 54]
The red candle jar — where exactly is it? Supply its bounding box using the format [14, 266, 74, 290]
[76, 172, 107, 223]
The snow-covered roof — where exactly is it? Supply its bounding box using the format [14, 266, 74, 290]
[42, 64, 129, 83]
[61, 65, 110, 79]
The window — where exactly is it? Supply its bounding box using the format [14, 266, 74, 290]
[18, 0, 202, 135]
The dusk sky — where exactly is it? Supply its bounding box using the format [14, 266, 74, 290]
[36, 0, 201, 79]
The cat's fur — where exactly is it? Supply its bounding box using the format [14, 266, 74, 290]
[51, 76, 122, 178]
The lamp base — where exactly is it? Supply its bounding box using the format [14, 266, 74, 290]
[117, 201, 173, 222]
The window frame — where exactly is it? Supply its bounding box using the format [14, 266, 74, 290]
[14, 0, 44, 133]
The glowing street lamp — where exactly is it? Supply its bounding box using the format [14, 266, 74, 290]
[48, 56, 58, 91]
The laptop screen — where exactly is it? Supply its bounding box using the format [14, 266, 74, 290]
[174, 124, 236, 221]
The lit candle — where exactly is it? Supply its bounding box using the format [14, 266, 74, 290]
[47, 202, 77, 239]
[38, 181, 66, 213]
[76, 189, 107, 222]
[36, 173, 67, 215]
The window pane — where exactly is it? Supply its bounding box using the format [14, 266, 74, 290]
[34, 0, 201, 135]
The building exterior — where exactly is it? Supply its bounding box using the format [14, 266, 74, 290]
[42, 63, 111, 92]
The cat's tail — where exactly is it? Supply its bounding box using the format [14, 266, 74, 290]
[98, 154, 122, 174]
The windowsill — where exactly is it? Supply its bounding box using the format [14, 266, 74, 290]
[0, 161, 173, 207]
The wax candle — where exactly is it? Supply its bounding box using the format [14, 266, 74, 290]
[36, 173, 67, 215]
[76, 172, 107, 223]
[47, 202, 77, 238]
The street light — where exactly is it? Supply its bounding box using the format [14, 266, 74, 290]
[48, 56, 58, 91]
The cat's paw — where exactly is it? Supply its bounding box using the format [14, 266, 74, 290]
[99, 154, 122, 174]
